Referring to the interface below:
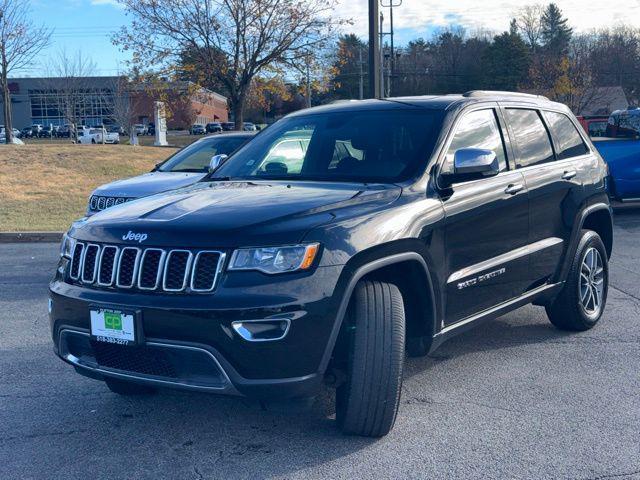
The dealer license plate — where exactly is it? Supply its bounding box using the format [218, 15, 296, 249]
[90, 307, 135, 345]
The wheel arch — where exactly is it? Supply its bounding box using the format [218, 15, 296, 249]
[319, 246, 440, 374]
[555, 202, 613, 284]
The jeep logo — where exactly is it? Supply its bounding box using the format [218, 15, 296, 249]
[122, 231, 148, 243]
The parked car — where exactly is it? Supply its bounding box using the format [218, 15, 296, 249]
[77, 127, 119, 145]
[577, 115, 609, 138]
[50, 91, 612, 438]
[221, 122, 235, 131]
[84, 132, 255, 215]
[0, 127, 22, 139]
[591, 107, 640, 202]
[31, 124, 43, 137]
[206, 122, 222, 133]
[21, 127, 33, 138]
[243, 122, 257, 131]
[41, 125, 55, 138]
[190, 124, 206, 135]
[134, 124, 148, 136]
[147, 122, 155, 136]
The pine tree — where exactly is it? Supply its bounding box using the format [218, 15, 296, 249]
[541, 3, 573, 56]
[483, 20, 531, 91]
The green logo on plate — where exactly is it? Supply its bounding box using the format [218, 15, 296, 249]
[104, 311, 122, 330]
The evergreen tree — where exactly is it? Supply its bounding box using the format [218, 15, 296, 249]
[483, 20, 531, 91]
[541, 3, 573, 56]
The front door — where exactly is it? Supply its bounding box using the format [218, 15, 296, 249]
[440, 107, 530, 324]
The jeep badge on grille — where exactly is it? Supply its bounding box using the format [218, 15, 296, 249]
[122, 231, 148, 243]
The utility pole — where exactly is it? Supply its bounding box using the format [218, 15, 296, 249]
[305, 57, 311, 108]
[380, 12, 385, 98]
[368, 0, 381, 99]
[381, 0, 402, 97]
[358, 47, 364, 100]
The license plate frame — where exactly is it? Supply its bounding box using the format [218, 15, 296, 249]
[89, 305, 143, 346]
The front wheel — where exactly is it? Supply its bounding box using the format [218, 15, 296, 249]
[336, 280, 405, 437]
[546, 230, 609, 331]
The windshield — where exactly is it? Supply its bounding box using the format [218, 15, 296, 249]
[159, 135, 251, 172]
[213, 110, 444, 183]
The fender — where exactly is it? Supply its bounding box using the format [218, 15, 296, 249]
[554, 202, 612, 284]
[317, 251, 438, 374]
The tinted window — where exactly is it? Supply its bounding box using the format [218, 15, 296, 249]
[505, 109, 555, 168]
[159, 136, 250, 172]
[213, 110, 444, 183]
[545, 112, 589, 159]
[443, 109, 507, 174]
[588, 121, 607, 138]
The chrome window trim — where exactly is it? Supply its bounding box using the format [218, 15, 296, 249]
[190, 251, 226, 292]
[162, 250, 193, 292]
[137, 248, 167, 291]
[81, 243, 101, 284]
[69, 242, 85, 280]
[97, 245, 119, 286]
[116, 247, 141, 288]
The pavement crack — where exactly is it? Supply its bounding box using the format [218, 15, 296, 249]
[610, 285, 640, 303]
[193, 466, 204, 480]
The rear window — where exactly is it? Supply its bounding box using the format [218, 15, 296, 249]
[505, 109, 554, 168]
[545, 111, 589, 159]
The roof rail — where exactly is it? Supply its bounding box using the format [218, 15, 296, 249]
[463, 90, 549, 101]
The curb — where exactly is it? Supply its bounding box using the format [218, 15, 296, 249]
[0, 232, 64, 243]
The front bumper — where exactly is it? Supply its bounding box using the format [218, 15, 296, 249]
[49, 263, 345, 399]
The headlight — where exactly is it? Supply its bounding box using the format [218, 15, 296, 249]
[229, 243, 320, 274]
[60, 233, 75, 259]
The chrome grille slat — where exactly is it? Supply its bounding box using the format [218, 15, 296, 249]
[81, 244, 100, 283]
[97, 246, 119, 286]
[68, 242, 223, 294]
[137, 249, 166, 290]
[191, 251, 226, 292]
[163, 250, 193, 292]
[116, 247, 141, 288]
[70, 243, 85, 280]
[90, 196, 132, 213]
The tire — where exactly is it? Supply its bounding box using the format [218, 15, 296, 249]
[105, 378, 156, 395]
[546, 230, 609, 331]
[336, 280, 405, 437]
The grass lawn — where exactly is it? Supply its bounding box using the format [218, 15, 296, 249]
[0, 144, 178, 232]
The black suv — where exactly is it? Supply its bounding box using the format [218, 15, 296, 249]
[50, 91, 612, 437]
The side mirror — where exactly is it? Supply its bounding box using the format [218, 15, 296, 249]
[208, 154, 228, 172]
[442, 148, 499, 185]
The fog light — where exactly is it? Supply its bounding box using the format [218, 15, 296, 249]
[232, 319, 290, 342]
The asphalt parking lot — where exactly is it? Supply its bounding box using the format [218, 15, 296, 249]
[1, 212, 639, 480]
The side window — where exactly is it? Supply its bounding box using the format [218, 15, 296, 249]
[505, 109, 555, 168]
[443, 109, 507, 174]
[545, 111, 589, 159]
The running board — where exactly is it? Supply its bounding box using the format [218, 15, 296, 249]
[430, 282, 562, 350]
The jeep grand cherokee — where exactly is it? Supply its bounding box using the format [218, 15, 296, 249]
[50, 91, 612, 437]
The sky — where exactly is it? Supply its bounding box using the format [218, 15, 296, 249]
[16, 0, 640, 78]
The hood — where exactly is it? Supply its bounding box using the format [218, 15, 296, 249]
[72, 181, 401, 248]
[92, 171, 207, 198]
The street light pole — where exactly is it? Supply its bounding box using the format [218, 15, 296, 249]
[368, 0, 381, 99]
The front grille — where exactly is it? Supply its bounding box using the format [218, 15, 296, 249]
[90, 195, 133, 212]
[68, 241, 225, 294]
[91, 340, 178, 378]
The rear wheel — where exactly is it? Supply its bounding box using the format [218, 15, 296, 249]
[546, 230, 608, 331]
[336, 280, 405, 437]
[105, 378, 157, 395]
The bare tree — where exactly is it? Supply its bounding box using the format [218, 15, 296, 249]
[0, 0, 50, 143]
[114, 0, 342, 130]
[42, 50, 100, 142]
[109, 75, 143, 144]
[515, 4, 544, 51]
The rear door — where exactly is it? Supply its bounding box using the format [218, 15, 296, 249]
[502, 107, 589, 286]
[440, 106, 530, 325]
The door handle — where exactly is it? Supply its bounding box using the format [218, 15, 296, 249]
[504, 183, 524, 195]
[562, 170, 577, 180]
